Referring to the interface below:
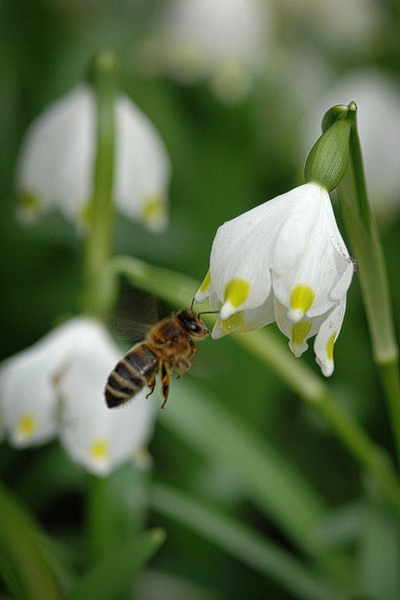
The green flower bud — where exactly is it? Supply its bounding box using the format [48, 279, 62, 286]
[304, 102, 356, 192]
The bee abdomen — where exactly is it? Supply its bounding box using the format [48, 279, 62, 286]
[124, 344, 160, 378]
[105, 344, 159, 408]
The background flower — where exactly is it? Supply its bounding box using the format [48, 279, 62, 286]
[15, 83, 171, 232]
[0, 317, 155, 476]
[138, 0, 272, 103]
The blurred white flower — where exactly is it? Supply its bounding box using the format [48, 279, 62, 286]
[0, 317, 155, 476]
[278, 0, 389, 57]
[143, 0, 272, 103]
[195, 182, 353, 376]
[300, 69, 400, 220]
[16, 83, 171, 233]
[0, 325, 75, 448]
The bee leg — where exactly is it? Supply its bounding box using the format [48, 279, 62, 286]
[160, 362, 171, 409]
[146, 378, 156, 399]
[175, 357, 191, 379]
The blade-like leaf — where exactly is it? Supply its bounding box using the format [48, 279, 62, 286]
[0, 482, 62, 600]
[151, 483, 349, 600]
[66, 528, 166, 600]
[159, 378, 349, 581]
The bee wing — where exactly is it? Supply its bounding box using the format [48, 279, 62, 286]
[107, 292, 160, 344]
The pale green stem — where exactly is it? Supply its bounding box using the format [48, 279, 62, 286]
[237, 329, 400, 517]
[104, 254, 400, 516]
[86, 475, 113, 562]
[79, 52, 119, 565]
[337, 125, 400, 464]
[81, 51, 117, 320]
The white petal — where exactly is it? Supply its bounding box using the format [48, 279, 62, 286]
[270, 183, 326, 275]
[15, 84, 94, 225]
[194, 281, 214, 304]
[314, 299, 347, 377]
[56, 322, 155, 475]
[274, 298, 327, 358]
[330, 260, 354, 302]
[114, 95, 171, 233]
[0, 347, 58, 447]
[209, 196, 287, 314]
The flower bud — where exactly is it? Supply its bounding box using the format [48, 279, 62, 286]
[304, 103, 355, 192]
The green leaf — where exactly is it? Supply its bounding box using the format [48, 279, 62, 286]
[356, 504, 400, 600]
[159, 379, 350, 582]
[0, 482, 62, 600]
[151, 483, 349, 600]
[65, 528, 166, 600]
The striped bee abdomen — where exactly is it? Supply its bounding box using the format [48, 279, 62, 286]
[105, 343, 159, 408]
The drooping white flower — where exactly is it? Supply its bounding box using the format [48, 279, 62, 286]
[15, 83, 171, 232]
[0, 317, 155, 475]
[195, 182, 354, 376]
[143, 0, 272, 103]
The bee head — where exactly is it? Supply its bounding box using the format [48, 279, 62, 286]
[177, 310, 210, 339]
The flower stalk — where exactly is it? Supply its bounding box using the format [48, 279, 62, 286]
[233, 328, 400, 517]
[86, 475, 114, 562]
[82, 51, 118, 320]
[334, 104, 400, 464]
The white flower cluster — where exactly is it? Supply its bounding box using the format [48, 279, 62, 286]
[195, 182, 354, 376]
[0, 318, 155, 476]
[16, 84, 171, 233]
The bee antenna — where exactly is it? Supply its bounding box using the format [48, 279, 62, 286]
[198, 309, 220, 318]
[191, 298, 219, 318]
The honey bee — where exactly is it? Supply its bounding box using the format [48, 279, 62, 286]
[105, 306, 210, 409]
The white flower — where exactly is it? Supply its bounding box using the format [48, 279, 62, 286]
[144, 0, 272, 103]
[0, 317, 155, 475]
[195, 183, 354, 376]
[15, 84, 171, 233]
